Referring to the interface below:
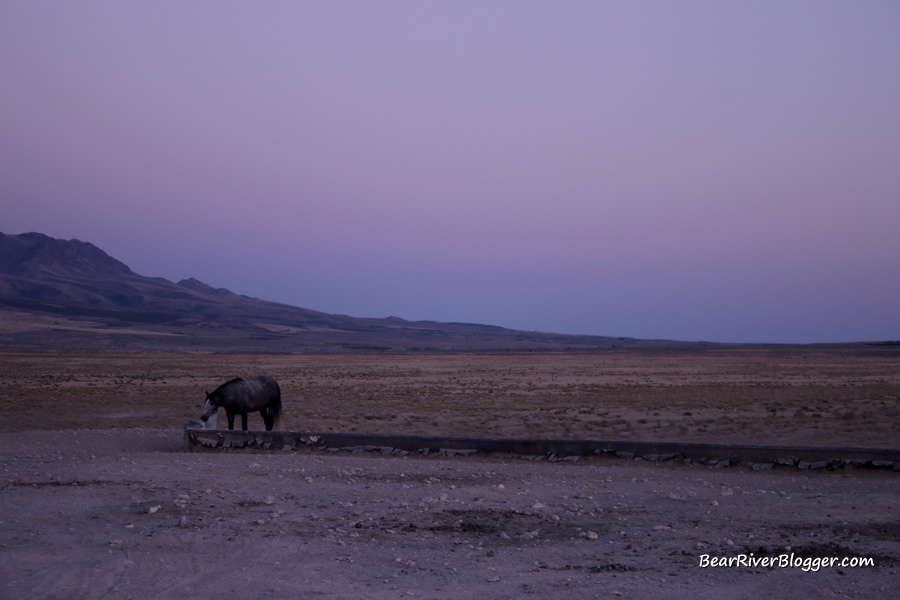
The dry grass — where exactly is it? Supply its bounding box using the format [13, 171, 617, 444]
[1, 347, 898, 447]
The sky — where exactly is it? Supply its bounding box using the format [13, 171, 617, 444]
[2, 1, 899, 344]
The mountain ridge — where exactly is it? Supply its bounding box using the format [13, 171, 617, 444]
[0, 231, 681, 351]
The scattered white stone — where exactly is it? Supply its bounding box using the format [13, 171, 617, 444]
[710, 500, 719, 506]
[147, 505, 161, 514]
[652, 525, 671, 531]
[532, 502, 546, 509]
[263, 495, 276, 505]
[585, 531, 599, 540]
[486, 576, 501, 583]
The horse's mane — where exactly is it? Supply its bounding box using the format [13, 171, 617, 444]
[215, 377, 245, 393]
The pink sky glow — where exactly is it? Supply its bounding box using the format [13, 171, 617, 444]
[2, 1, 898, 343]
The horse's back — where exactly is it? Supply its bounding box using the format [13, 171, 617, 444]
[250, 375, 280, 397]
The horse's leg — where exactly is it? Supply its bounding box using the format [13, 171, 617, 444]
[227, 411, 235, 430]
[241, 411, 249, 431]
[261, 406, 273, 431]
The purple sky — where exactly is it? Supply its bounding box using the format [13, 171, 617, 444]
[2, 1, 899, 343]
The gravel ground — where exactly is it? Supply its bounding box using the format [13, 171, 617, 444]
[1, 428, 898, 599]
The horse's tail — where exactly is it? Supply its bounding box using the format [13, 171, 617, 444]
[269, 389, 283, 429]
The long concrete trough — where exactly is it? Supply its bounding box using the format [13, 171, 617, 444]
[184, 428, 900, 471]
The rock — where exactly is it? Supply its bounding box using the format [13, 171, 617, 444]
[585, 531, 599, 540]
[263, 495, 276, 505]
[438, 448, 477, 457]
[147, 505, 161, 514]
[644, 453, 676, 462]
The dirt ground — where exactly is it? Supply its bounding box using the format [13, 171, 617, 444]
[1, 347, 899, 446]
[1, 348, 898, 598]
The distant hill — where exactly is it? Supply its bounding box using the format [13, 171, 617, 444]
[0, 232, 681, 351]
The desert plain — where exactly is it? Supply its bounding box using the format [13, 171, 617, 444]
[1, 346, 898, 598]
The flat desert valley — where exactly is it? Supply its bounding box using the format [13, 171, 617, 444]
[1, 347, 898, 598]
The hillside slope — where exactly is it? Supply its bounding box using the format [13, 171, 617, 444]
[0, 232, 673, 351]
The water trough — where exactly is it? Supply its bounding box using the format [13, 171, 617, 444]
[184, 428, 900, 471]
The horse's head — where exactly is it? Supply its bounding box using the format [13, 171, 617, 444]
[200, 391, 218, 423]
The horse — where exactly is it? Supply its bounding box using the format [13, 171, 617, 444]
[201, 376, 282, 431]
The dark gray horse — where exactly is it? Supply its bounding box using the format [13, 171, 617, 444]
[201, 376, 282, 431]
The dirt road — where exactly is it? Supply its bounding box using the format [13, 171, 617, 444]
[2, 428, 897, 599]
